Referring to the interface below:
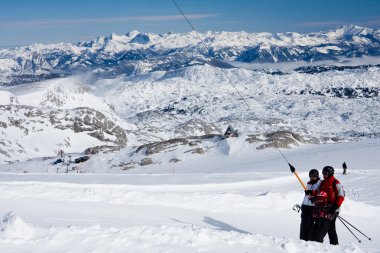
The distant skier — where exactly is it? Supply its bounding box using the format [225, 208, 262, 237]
[311, 166, 345, 245]
[342, 162, 347, 175]
[300, 169, 321, 241]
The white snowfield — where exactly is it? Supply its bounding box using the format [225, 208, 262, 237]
[1, 139, 379, 252]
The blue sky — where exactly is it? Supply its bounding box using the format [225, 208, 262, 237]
[0, 0, 379, 47]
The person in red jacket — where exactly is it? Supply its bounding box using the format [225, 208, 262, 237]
[314, 166, 345, 245]
[310, 190, 332, 243]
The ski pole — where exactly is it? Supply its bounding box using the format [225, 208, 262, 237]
[294, 170, 307, 190]
[338, 216, 362, 243]
[289, 164, 307, 190]
[271, 142, 306, 191]
[338, 215, 372, 241]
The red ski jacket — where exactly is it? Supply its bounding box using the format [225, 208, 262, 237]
[318, 176, 345, 208]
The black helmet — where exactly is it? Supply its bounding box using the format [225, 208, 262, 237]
[309, 169, 319, 178]
[322, 166, 334, 176]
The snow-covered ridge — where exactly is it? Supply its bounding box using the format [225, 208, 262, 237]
[1, 25, 380, 85]
[1, 63, 379, 163]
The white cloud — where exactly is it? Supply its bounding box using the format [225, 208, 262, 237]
[0, 14, 219, 29]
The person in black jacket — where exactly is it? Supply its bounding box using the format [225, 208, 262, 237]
[342, 162, 347, 175]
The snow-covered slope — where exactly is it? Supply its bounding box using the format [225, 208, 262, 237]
[0, 139, 379, 252]
[1, 25, 380, 85]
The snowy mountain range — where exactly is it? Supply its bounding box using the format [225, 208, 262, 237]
[2, 23, 380, 253]
[1, 24, 380, 86]
[0, 25, 380, 166]
[1, 62, 379, 165]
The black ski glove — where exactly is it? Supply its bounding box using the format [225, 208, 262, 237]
[327, 213, 338, 221]
[305, 190, 312, 195]
[329, 204, 339, 214]
[289, 164, 295, 173]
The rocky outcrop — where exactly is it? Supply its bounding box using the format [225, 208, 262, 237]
[185, 147, 205, 154]
[54, 107, 128, 146]
[169, 158, 181, 163]
[175, 119, 221, 136]
[112, 161, 138, 170]
[246, 131, 306, 149]
[245, 131, 346, 149]
[136, 138, 189, 155]
[112, 134, 224, 169]
[136, 134, 223, 155]
[0, 105, 129, 163]
[140, 157, 153, 166]
[84, 145, 124, 155]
